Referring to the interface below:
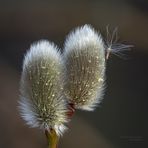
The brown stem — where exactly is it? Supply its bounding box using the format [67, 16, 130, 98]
[45, 129, 59, 148]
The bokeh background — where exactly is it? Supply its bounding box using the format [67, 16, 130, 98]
[0, 0, 147, 148]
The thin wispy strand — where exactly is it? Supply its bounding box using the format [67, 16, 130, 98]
[105, 26, 133, 59]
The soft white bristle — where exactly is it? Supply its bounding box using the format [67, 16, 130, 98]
[63, 24, 106, 111]
[19, 40, 68, 136]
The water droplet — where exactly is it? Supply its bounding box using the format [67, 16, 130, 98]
[88, 92, 91, 95]
[42, 66, 46, 69]
[88, 60, 91, 63]
[86, 84, 88, 87]
[98, 78, 103, 82]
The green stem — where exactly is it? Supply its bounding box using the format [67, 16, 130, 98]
[45, 129, 59, 148]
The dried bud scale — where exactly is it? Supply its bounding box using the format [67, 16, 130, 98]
[63, 25, 106, 111]
[19, 40, 68, 136]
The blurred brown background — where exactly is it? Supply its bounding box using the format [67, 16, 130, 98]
[0, 0, 147, 148]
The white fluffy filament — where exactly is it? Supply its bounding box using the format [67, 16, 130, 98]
[105, 26, 133, 59]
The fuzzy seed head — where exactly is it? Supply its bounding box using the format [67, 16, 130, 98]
[19, 40, 68, 136]
[63, 25, 106, 111]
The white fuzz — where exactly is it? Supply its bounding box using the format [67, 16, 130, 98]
[63, 24, 106, 111]
[19, 40, 68, 136]
[64, 24, 104, 56]
[105, 26, 133, 59]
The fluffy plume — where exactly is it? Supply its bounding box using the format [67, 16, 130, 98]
[105, 26, 133, 59]
[63, 24, 106, 111]
[19, 40, 68, 136]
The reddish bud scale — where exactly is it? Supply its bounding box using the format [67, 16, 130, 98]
[67, 103, 76, 118]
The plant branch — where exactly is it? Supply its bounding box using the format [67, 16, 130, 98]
[45, 129, 59, 148]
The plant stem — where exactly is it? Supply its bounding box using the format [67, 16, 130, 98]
[45, 129, 59, 148]
[44, 103, 75, 148]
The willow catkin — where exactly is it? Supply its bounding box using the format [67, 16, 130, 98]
[19, 40, 68, 136]
[63, 25, 106, 111]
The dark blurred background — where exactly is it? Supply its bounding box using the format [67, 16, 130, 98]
[0, 0, 147, 148]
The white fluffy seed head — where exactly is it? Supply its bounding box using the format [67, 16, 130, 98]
[19, 40, 68, 136]
[63, 24, 106, 111]
[105, 26, 133, 59]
